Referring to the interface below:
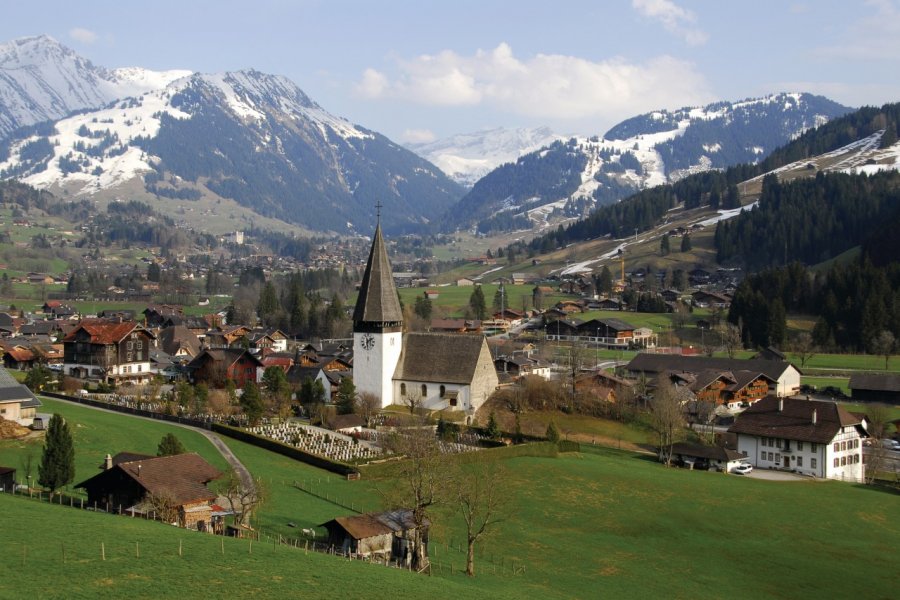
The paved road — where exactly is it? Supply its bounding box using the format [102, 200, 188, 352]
[46, 395, 255, 491]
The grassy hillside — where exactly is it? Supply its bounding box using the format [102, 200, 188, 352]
[3, 398, 898, 599]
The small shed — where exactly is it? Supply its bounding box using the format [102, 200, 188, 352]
[670, 442, 746, 472]
[320, 509, 428, 563]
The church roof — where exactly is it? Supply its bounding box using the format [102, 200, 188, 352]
[394, 333, 491, 385]
[353, 224, 403, 325]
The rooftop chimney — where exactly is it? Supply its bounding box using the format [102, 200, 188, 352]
[137, 464, 142, 478]
[811, 409, 817, 425]
[104, 454, 113, 470]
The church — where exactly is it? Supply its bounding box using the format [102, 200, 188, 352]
[353, 222, 499, 415]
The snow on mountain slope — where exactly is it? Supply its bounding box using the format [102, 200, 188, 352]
[0, 35, 190, 140]
[407, 126, 565, 186]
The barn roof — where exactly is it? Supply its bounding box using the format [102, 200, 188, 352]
[848, 373, 900, 393]
[321, 509, 424, 540]
[627, 354, 798, 380]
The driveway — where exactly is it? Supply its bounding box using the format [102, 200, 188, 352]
[743, 469, 812, 482]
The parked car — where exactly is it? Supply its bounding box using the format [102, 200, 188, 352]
[879, 439, 900, 451]
[732, 463, 753, 475]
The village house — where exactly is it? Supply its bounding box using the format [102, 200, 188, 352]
[76, 452, 223, 529]
[62, 320, 156, 384]
[320, 509, 427, 564]
[626, 354, 801, 398]
[664, 369, 775, 410]
[493, 356, 552, 380]
[0, 366, 42, 427]
[728, 397, 867, 482]
[157, 325, 202, 359]
[847, 373, 900, 405]
[575, 370, 633, 403]
[187, 348, 262, 389]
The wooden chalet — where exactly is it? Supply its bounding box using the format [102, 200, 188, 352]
[62, 320, 156, 384]
[320, 509, 427, 564]
[187, 348, 262, 389]
[76, 452, 222, 529]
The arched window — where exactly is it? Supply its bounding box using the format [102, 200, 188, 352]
[440, 385, 446, 398]
[421, 384, 427, 397]
[400, 383, 407, 396]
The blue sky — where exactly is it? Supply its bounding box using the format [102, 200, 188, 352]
[3, 1, 899, 142]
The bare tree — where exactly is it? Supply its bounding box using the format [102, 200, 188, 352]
[650, 381, 686, 466]
[864, 404, 892, 485]
[870, 330, 896, 370]
[792, 332, 817, 369]
[146, 491, 179, 524]
[403, 390, 424, 416]
[380, 428, 450, 571]
[214, 469, 268, 527]
[455, 458, 511, 577]
[720, 323, 743, 359]
[355, 391, 380, 427]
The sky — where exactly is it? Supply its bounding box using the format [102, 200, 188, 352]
[2, 0, 899, 143]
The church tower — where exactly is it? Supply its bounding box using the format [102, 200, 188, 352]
[353, 220, 403, 408]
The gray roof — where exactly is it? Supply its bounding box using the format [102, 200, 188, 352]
[728, 396, 863, 444]
[394, 333, 493, 385]
[627, 354, 797, 381]
[353, 224, 403, 325]
[0, 366, 42, 408]
[848, 373, 900, 392]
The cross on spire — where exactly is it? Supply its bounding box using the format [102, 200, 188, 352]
[375, 201, 383, 226]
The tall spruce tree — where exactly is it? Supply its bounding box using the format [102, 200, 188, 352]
[660, 235, 670, 256]
[681, 234, 692, 252]
[469, 286, 487, 320]
[38, 414, 75, 497]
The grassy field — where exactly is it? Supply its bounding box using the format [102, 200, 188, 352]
[0, 398, 230, 497]
[396, 284, 567, 317]
[801, 376, 851, 395]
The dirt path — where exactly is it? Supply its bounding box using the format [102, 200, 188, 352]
[46, 396, 254, 491]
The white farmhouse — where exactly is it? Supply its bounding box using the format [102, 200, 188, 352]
[728, 397, 867, 483]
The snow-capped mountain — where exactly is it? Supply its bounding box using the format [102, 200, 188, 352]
[0, 65, 463, 233]
[443, 93, 852, 233]
[0, 35, 190, 141]
[406, 126, 566, 186]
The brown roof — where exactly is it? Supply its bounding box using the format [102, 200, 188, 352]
[158, 325, 201, 356]
[627, 354, 799, 381]
[353, 224, 403, 325]
[394, 332, 494, 385]
[321, 509, 422, 540]
[63, 320, 149, 345]
[728, 397, 863, 444]
[848, 373, 900, 393]
[77, 453, 221, 506]
[671, 442, 745, 462]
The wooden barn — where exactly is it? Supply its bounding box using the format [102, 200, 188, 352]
[320, 509, 427, 564]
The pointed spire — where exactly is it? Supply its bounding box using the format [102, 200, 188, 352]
[353, 222, 403, 325]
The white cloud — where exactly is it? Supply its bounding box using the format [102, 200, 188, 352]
[632, 0, 708, 46]
[356, 43, 713, 124]
[69, 28, 98, 45]
[400, 128, 436, 144]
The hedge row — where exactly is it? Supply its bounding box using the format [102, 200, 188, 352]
[211, 423, 359, 476]
[557, 440, 581, 453]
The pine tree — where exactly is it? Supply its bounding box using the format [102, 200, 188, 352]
[38, 414, 75, 497]
[257, 281, 280, 326]
[469, 286, 487, 320]
[485, 412, 501, 440]
[598, 266, 614, 295]
[546, 421, 561, 443]
[240, 381, 264, 426]
[157, 433, 187, 456]
[336, 377, 357, 415]
[660, 235, 670, 256]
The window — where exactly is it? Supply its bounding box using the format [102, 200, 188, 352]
[811, 458, 817, 469]
[400, 383, 407, 396]
[127, 341, 134, 350]
[137, 365, 142, 372]
[775, 454, 780, 463]
[421, 384, 427, 397]
[136, 341, 143, 350]
[834, 458, 839, 468]
[833, 443, 839, 452]
[841, 456, 846, 466]
[450, 397, 457, 407]
[127, 352, 133, 362]
[440, 385, 446, 398]
[760, 450, 766, 460]
[768, 452, 774, 461]
[797, 441, 804, 451]
[841, 441, 846, 451]
[742, 451, 748, 457]
[811, 443, 817, 452]
[797, 456, 803, 467]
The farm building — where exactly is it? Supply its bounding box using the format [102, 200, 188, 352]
[848, 373, 900, 405]
[320, 509, 427, 564]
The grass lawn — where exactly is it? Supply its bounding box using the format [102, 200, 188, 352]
[787, 352, 899, 372]
[2, 401, 898, 599]
[394, 284, 567, 317]
[801, 375, 850, 395]
[0, 398, 230, 497]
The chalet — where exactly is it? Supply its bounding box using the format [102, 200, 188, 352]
[326, 413, 366, 435]
[753, 347, 788, 361]
[204, 325, 251, 349]
[0, 342, 36, 370]
[320, 509, 427, 564]
[63, 320, 156, 384]
[187, 348, 262, 389]
[596, 298, 624, 311]
[691, 290, 731, 309]
[666, 369, 774, 410]
[728, 397, 867, 482]
[29, 342, 64, 367]
[512, 273, 537, 285]
[456, 278, 475, 287]
[157, 325, 202, 359]
[429, 318, 482, 334]
[42, 301, 77, 319]
[575, 370, 632, 402]
[76, 452, 222, 529]
[0, 366, 42, 426]
[626, 354, 801, 398]
[493, 356, 552, 380]
[492, 308, 525, 326]
[27, 273, 54, 285]
[19, 320, 63, 339]
[848, 373, 900, 406]
[142, 304, 185, 328]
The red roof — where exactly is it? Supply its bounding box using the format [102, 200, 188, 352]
[63, 320, 142, 344]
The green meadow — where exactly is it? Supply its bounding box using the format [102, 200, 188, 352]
[1, 398, 897, 599]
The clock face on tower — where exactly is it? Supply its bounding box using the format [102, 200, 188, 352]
[361, 334, 375, 351]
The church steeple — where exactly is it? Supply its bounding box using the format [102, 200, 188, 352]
[353, 222, 403, 327]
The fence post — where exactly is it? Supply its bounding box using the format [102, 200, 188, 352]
[101, 542, 105, 561]
[179, 540, 182, 557]
[136, 542, 140, 558]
